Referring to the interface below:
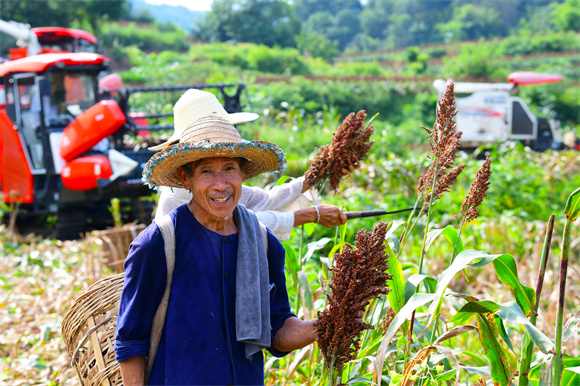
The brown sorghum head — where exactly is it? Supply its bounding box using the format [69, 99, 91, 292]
[426, 163, 467, 204]
[314, 222, 392, 373]
[461, 157, 492, 223]
[381, 307, 396, 331]
[417, 81, 464, 208]
[305, 110, 374, 191]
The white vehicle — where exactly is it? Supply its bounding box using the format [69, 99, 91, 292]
[433, 72, 570, 151]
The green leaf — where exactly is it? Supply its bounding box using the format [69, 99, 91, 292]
[302, 237, 331, 264]
[375, 293, 437, 385]
[494, 315, 515, 355]
[276, 175, 291, 186]
[297, 270, 314, 314]
[421, 250, 500, 335]
[460, 366, 491, 377]
[530, 356, 580, 385]
[447, 300, 500, 325]
[564, 187, 580, 221]
[477, 313, 517, 385]
[346, 376, 375, 385]
[421, 250, 525, 338]
[328, 241, 347, 261]
[425, 225, 464, 254]
[386, 220, 405, 256]
[496, 302, 554, 354]
[404, 274, 437, 303]
[282, 241, 299, 287]
[385, 241, 405, 313]
[492, 254, 535, 316]
[563, 366, 580, 385]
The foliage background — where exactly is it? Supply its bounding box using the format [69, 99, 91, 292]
[1, 0, 580, 385]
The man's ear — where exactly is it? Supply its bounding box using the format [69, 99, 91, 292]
[241, 164, 248, 183]
[177, 166, 190, 190]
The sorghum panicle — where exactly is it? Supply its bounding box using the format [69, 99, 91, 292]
[417, 81, 463, 204]
[315, 222, 392, 373]
[461, 157, 492, 223]
[305, 110, 374, 191]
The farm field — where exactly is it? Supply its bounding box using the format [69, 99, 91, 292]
[1, 17, 580, 386]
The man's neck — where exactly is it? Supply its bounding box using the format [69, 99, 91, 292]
[187, 201, 238, 236]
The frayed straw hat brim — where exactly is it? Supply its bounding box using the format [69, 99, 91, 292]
[143, 140, 286, 189]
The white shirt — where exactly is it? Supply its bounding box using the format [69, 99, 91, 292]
[154, 177, 320, 241]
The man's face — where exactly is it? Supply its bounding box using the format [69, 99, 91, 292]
[178, 157, 246, 222]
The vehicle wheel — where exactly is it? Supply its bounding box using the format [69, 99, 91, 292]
[55, 207, 87, 240]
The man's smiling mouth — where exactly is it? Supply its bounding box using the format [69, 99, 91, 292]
[211, 196, 231, 203]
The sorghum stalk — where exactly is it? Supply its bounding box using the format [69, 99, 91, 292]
[518, 215, 555, 386]
[553, 186, 580, 384]
[553, 216, 572, 384]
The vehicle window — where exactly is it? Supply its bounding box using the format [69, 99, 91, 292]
[14, 75, 45, 170]
[50, 72, 96, 117]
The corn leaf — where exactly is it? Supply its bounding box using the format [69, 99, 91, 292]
[297, 270, 314, 318]
[492, 254, 536, 316]
[496, 301, 554, 354]
[421, 250, 528, 338]
[564, 187, 580, 221]
[529, 355, 580, 382]
[425, 225, 464, 254]
[282, 241, 299, 288]
[447, 300, 500, 325]
[385, 241, 405, 313]
[302, 237, 331, 264]
[375, 292, 437, 386]
[403, 274, 437, 303]
[420, 250, 500, 336]
[477, 313, 517, 385]
[563, 366, 580, 385]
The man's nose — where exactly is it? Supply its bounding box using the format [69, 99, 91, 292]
[212, 170, 230, 187]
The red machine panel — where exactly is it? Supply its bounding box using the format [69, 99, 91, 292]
[0, 111, 34, 203]
[61, 155, 112, 191]
[60, 100, 126, 161]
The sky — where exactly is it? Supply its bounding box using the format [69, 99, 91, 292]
[144, 0, 214, 12]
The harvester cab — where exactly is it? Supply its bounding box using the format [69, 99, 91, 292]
[0, 19, 98, 60]
[0, 52, 248, 239]
[433, 72, 572, 152]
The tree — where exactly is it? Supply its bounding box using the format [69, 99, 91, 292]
[193, 0, 300, 47]
[0, 0, 128, 35]
[293, 0, 362, 21]
[295, 31, 339, 60]
[550, 0, 580, 31]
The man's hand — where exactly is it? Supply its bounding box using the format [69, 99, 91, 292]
[293, 205, 347, 228]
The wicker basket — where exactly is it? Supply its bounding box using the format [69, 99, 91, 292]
[62, 274, 125, 386]
[88, 224, 146, 272]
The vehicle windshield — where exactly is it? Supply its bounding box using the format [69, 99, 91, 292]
[49, 71, 97, 118]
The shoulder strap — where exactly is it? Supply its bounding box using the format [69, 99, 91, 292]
[259, 221, 268, 253]
[145, 214, 176, 383]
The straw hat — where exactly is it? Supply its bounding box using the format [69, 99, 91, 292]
[148, 89, 259, 151]
[142, 115, 286, 189]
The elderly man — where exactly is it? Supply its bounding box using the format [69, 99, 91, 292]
[151, 89, 348, 241]
[114, 110, 315, 385]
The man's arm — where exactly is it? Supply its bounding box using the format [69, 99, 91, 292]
[272, 317, 316, 352]
[293, 205, 347, 228]
[119, 355, 146, 386]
